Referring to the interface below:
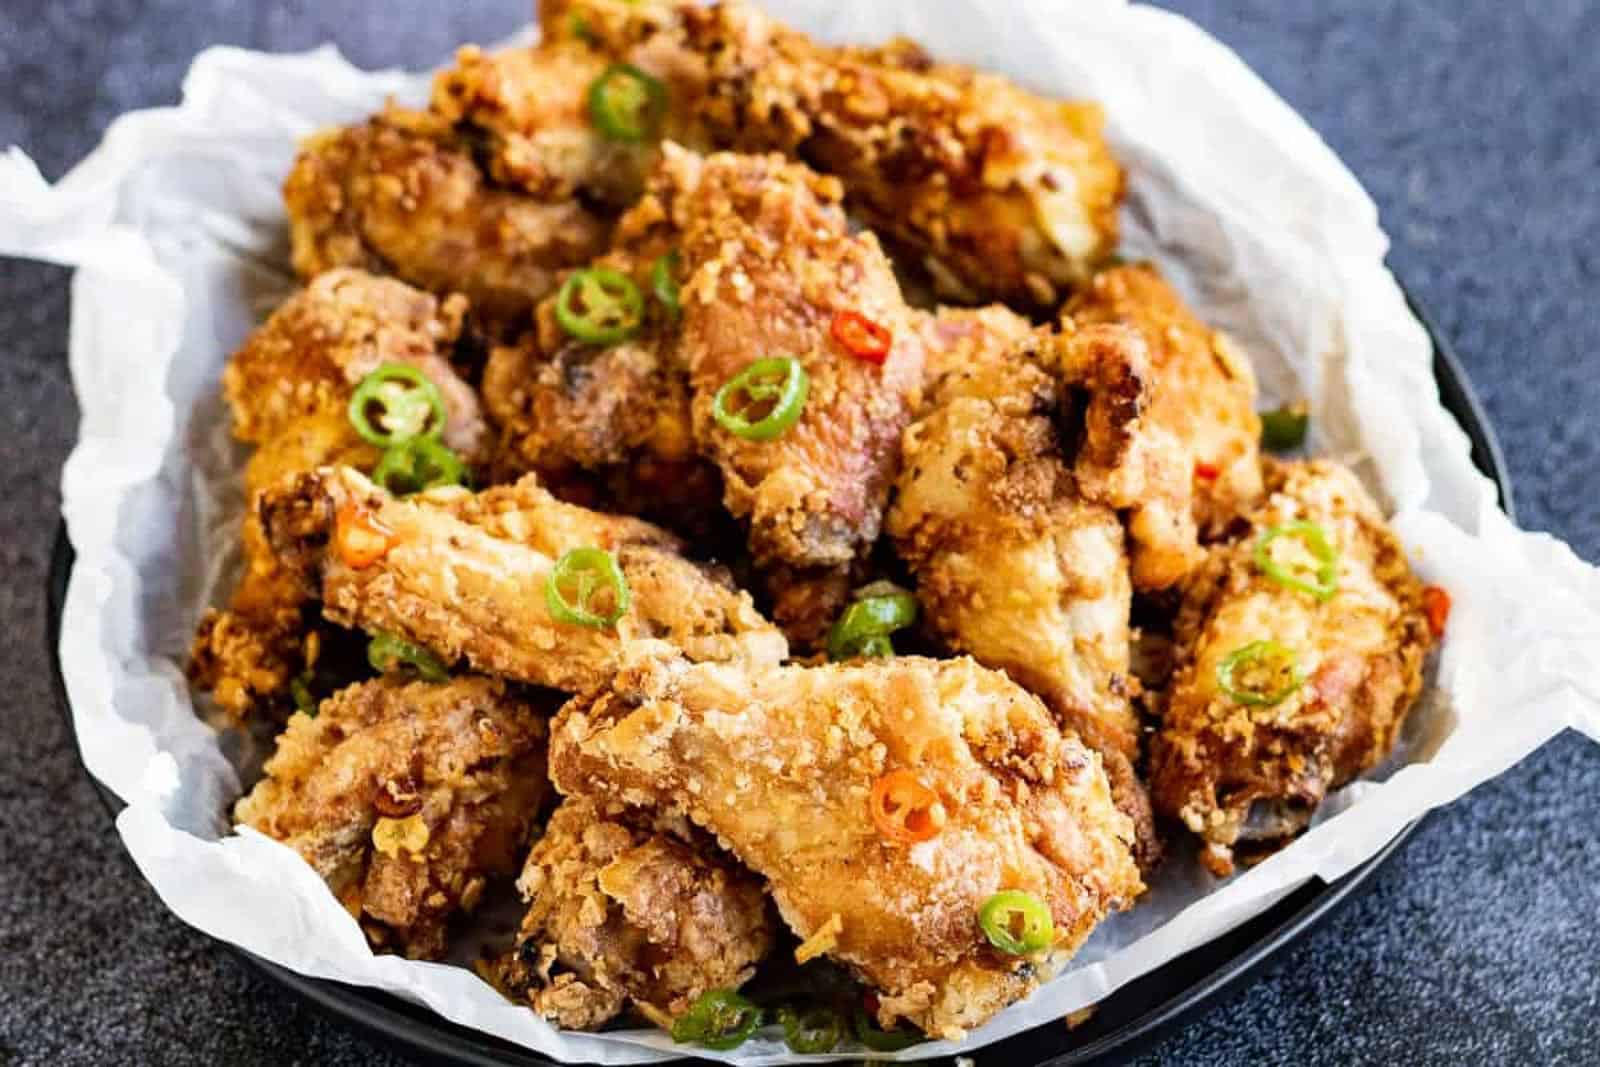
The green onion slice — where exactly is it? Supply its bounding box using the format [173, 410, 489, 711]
[348, 364, 447, 447]
[852, 1008, 926, 1052]
[669, 989, 762, 1051]
[545, 547, 631, 628]
[1216, 639, 1304, 707]
[651, 250, 681, 320]
[587, 63, 667, 142]
[367, 631, 449, 683]
[1254, 520, 1339, 601]
[827, 589, 919, 662]
[777, 1004, 844, 1054]
[371, 437, 468, 497]
[711, 357, 810, 441]
[978, 890, 1056, 955]
[1260, 405, 1310, 451]
[555, 267, 645, 346]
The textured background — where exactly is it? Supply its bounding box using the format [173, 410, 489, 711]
[2, 1, 1597, 1064]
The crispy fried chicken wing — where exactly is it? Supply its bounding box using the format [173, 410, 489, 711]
[671, 147, 925, 569]
[1065, 263, 1264, 537]
[257, 466, 786, 692]
[284, 106, 609, 332]
[889, 318, 1161, 866]
[1150, 460, 1433, 876]
[235, 675, 550, 959]
[447, 0, 1122, 308]
[489, 798, 774, 1029]
[550, 649, 1142, 1039]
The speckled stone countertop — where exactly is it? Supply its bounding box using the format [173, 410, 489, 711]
[2, 2, 1597, 1064]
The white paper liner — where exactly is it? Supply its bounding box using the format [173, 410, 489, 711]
[5, 1, 1599, 1062]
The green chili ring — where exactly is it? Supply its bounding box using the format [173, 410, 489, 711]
[978, 889, 1056, 956]
[1260, 406, 1310, 451]
[777, 1004, 844, 1054]
[367, 631, 450, 683]
[826, 591, 919, 661]
[711, 357, 810, 441]
[587, 63, 668, 142]
[1254, 520, 1339, 601]
[651, 250, 681, 320]
[852, 1009, 926, 1052]
[669, 989, 762, 1051]
[348, 363, 447, 447]
[545, 547, 632, 629]
[555, 267, 645, 346]
[1216, 639, 1304, 707]
[371, 437, 469, 497]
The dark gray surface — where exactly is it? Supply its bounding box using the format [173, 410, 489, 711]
[2, 1, 1597, 1064]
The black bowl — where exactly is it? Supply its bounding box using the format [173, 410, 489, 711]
[47, 288, 1513, 1066]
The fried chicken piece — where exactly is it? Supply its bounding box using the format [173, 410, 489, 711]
[1066, 263, 1264, 537]
[235, 675, 550, 959]
[889, 319, 1161, 867]
[671, 147, 926, 569]
[550, 649, 1143, 1040]
[480, 152, 725, 535]
[222, 268, 488, 459]
[258, 466, 786, 693]
[1149, 460, 1433, 877]
[489, 798, 774, 1029]
[454, 0, 1122, 308]
[284, 105, 609, 332]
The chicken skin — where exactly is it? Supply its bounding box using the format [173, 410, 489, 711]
[189, 270, 486, 724]
[550, 649, 1143, 1040]
[1150, 460, 1433, 877]
[439, 0, 1123, 308]
[889, 319, 1165, 866]
[235, 675, 550, 959]
[284, 105, 609, 332]
[672, 147, 926, 570]
[1066, 263, 1264, 538]
[257, 466, 786, 694]
[489, 798, 774, 1030]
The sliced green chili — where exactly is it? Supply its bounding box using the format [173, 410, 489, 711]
[827, 589, 919, 662]
[289, 673, 318, 717]
[545, 547, 631, 628]
[777, 1003, 844, 1054]
[371, 437, 468, 497]
[587, 63, 667, 142]
[1254, 520, 1339, 601]
[852, 1008, 926, 1052]
[711, 356, 809, 441]
[978, 890, 1056, 955]
[1260, 405, 1310, 451]
[348, 364, 447, 447]
[651, 250, 681, 320]
[367, 631, 449, 683]
[555, 267, 645, 345]
[669, 989, 762, 1051]
[1216, 639, 1303, 707]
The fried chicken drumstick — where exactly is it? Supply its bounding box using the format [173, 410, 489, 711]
[550, 648, 1143, 1039]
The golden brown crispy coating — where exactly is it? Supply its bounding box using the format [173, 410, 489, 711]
[222, 268, 487, 460]
[257, 466, 787, 692]
[670, 146, 926, 569]
[235, 675, 550, 959]
[502, 0, 1123, 308]
[1150, 460, 1432, 877]
[1066, 263, 1264, 538]
[489, 798, 774, 1029]
[283, 106, 609, 332]
[550, 649, 1143, 1039]
[889, 318, 1161, 866]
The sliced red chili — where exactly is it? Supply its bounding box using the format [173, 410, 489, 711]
[334, 504, 394, 569]
[1422, 585, 1451, 639]
[1194, 461, 1221, 481]
[869, 769, 946, 844]
[830, 310, 892, 364]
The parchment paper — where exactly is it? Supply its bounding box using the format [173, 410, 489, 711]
[5, 1, 1599, 1062]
